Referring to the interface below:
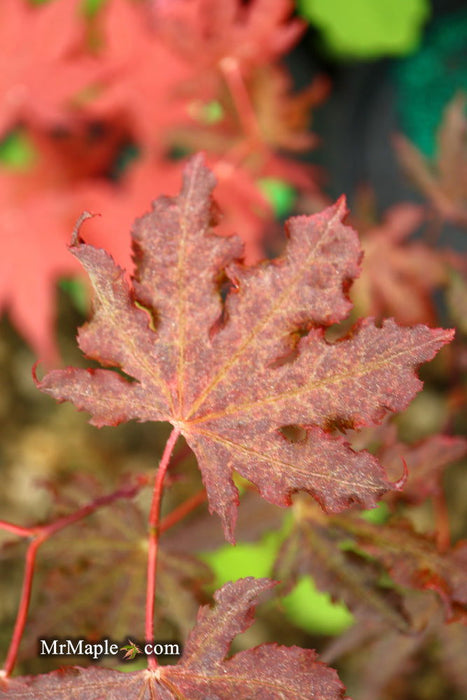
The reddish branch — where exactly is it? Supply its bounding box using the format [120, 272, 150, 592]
[160, 488, 207, 534]
[0, 478, 146, 677]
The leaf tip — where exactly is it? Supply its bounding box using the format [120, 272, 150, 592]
[70, 211, 101, 247]
[335, 194, 349, 217]
[429, 326, 455, 355]
[392, 457, 409, 492]
[183, 151, 212, 183]
[31, 360, 42, 387]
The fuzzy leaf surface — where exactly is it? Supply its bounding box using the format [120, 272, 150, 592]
[37, 155, 453, 541]
[2, 578, 345, 700]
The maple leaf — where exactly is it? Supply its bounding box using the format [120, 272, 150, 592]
[89, 0, 191, 147]
[0, 169, 80, 364]
[21, 478, 210, 653]
[0, 0, 99, 136]
[248, 66, 328, 153]
[334, 514, 467, 621]
[153, 0, 304, 84]
[2, 578, 346, 699]
[274, 497, 411, 631]
[322, 591, 461, 700]
[171, 63, 325, 158]
[0, 130, 136, 364]
[36, 155, 453, 542]
[274, 466, 467, 633]
[395, 92, 467, 227]
[336, 598, 441, 700]
[349, 201, 446, 326]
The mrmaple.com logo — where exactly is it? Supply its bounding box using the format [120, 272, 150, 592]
[38, 638, 181, 661]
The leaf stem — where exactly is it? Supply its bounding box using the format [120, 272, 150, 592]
[0, 521, 34, 538]
[3, 538, 42, 677]
[220, 57, 262, 145]
[145, 426, 180, 670]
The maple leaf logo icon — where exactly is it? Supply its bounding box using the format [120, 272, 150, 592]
[119, 640, 142, 661]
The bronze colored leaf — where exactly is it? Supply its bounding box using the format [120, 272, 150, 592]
[37, 156, 453, 541]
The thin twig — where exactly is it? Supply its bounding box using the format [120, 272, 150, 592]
[160, 488, 207, 534]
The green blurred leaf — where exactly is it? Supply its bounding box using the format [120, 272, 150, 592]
[201, 531, 281, 584]
[281, 576, 354, 635]
[30, 0, 107, 14]
[258, 178, 296, 218]
[360, 501, 390, 524]
[198, 101, 225, 125]
[297, 0, 430, 58]
[0, 130, 36, 170]
[82, 0, 108, 18]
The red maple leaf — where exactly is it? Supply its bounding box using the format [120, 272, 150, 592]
[2, 578, 346, 699]
[36, 156, 453, 542]
[0, 126, 135, 364]
[0, 0, 99, 136]
[89, 0, 191, 147]
[274, 497, 411, 631]
[0, 169, 80, 364]
[153, 0, 304, 84]
[21, 479, 212, 652]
